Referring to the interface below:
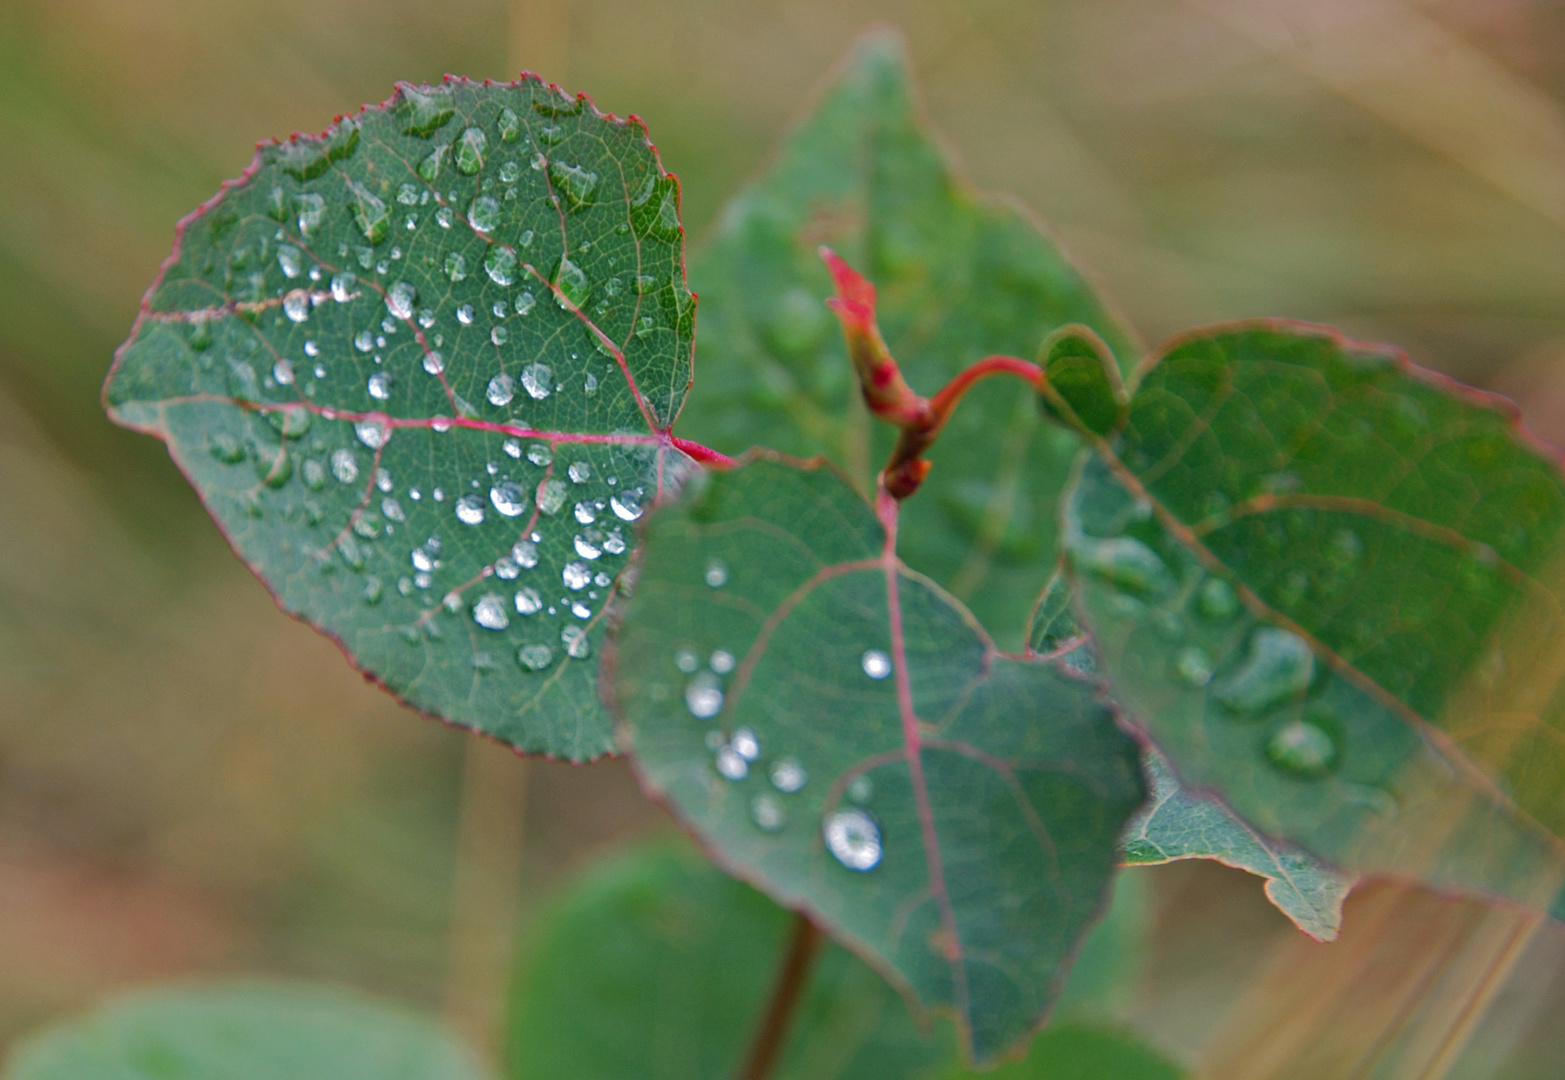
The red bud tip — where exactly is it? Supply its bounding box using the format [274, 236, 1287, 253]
[819, 247, 876, 309]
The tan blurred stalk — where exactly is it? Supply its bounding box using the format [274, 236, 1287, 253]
[1198, 882, 1543, 1080]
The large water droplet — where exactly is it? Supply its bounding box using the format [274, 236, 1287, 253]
[513, 540, 540, 568]
[487, 373, 516, 407]
[484, 245, 518, 286]
[574, 531, 602, 559]
[355, 417, 392, 449]
[537, 479, 567, 515]
[455, 494, 486, 525]
[497, 107, 521, 142]
[521, 363, 553, 399]
[861, 649, 891, 679]
[548, 161, 599, 211]
[277, 244, 303, 278]
[418, 144, 449, 183]
[567, 460, 591, 483]
[368, 371, 393, 400]
[473, 593, 510, 630]
[331, 448, 359, 484]
[1197, 578, 1240, 621]
[770, 758, 807, 793]
[1213, 627, 1314, 715]
[527, 443, 553, 466]
[686, 672, 723, 718]
[1076, 535, 1174, 598]
[731, 728, 760, 761]
[1173, 646, 1214, 687]
[347, 180, 389, 244]
[573, 502, 597, 524]
[611, 488, 644, 521]
[398, 84, 455, 136]
[518, 643, 553, 670]
[562, 561, 591, 590]
[331, 272, 356, 302]
[515, 587, 543, 614]
[455, 126, 488, 174]
[824, 809, 882, 871]
[468, 195, 501, 234]
[283, 290, 310, 323]
[561, 624, 591, 659]
[490, 481, 528, 517]
[553, 256, 591, 309]
[386, 281, 417, 319]
[751, 794, 786, 832]
[1266, 718, 1340, 778]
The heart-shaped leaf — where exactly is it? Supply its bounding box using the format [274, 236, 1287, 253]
[677, 31, 1135, 648]
[611, 453, 1145, 1064]
[2, 982, 490, 1080]
[103, 76, 697, 760]
[1065, 321, 1565, 917]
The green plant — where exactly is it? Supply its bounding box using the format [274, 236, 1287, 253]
[17, 27, 1565, 1080]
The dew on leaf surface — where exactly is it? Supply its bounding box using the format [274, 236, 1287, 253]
[847, 775, 873, 804]
[567, 460, 591, 483]
[386, 281, 417, 319]
[513, 539, 540, 568]
[562, 561, 592, 590]
[272, 359, 295, 385]
[468, 195, 500, 233]
[573, 502, 597, 524]
[770, 758, 807, 793]
[485, 245, 517, 286]
[715, 745, 748, 780]
[491, 482, 528, 517]
[710, 650, 735, 674]
[517, 643, 553, 670]
[283, 291, 310, 323]
[751, 794, 786, 832]
[1196, 577, 1240, 621]
[331, 272, 356, 302]
[491, 325, 510, 346]
[1174, 646, 1214, 687]
[824, 809, 882, 871]
[487, 373, 515, 406]
[1214, 627, 1315, 716]
[1076, 535, 1174, 597]
[354, 417, 391, 449]
[861, 649, 891, 679]
[330, 448, 359, 484]
[522, 362, 553, 399]
[455, 494, 486, 525]
[685, 672, 723, 718]
[473, 593, 509, 630]
[527, 443, 553, 466]
[455, 126, 487, 174]
[1267, 718, 1340, 778]
[367, 372, 393, 400]
[574, 532, 602, 559]
[732, 728, 760, 761]
[423, 351, 445, 375]
[704, 559, 728, 588]
[515, 587, 543, 615]
[561, 624, 591, 659]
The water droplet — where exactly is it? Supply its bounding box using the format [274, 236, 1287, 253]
[562, 624, 591, 659]
[1196, 578, 1240, 621]
[514, 291, 535, 316]
[468, 195, 501, 234]
[685, 671, 724, 717]
[487, 373, 515, 406]
[751, 794, 786, 832]
[574, 531, 602, 559]
[367, 371, 393, 400]
[293, 192, 325, 235]
[573, 502, 597, 524]
[518, 643, 553, 670]
[527, 443, 553, 466]
[715, 745, 748, 780]
[362, 577, 383, 605]
[484, 245, 518, 286]
[455, 126, 488, 174]
[331, 448, 359, 483]
[710, 650, 735, 674]
[272, 358, 295, 385]
[283, 290, 310, 323]
[208, 432, 244, 463]
[386, 281, 417, 319]
[423, 351, 445, 375]
[513, 540, 539, 568]
[355, 330, 374, 353]
[490, 481, 528, 517]
[355, 417, 391, 449]
[346, 180, 389, 244]
[1214, 627, 1314, 715]
[704, 559, 728, 588]
[611, 488, 644, 521]
[584, 372, 598, 395]
[521, 362, 553, 399]
[537, 479, 568, 515]
[497, 107, 521, 142]
[277, 244, 303, 278]
[847, 775, 873, 804]
[473, 593, 509, 630]
[398, 84, 455, 136]
[455, 494, 486, 525]
[1173, 646, 1214, 687]
[732, 728, 760, 761]
[861, 649, 891, 680]
[824, 809, 882, 871]
[563, 561, 591, 590]
[491, 325, 509, 346]
[503, 439, 522, 459]
[603, 530, 627, 556]
[1266, 718, 1340, 778]
[515, 587, 543, 614]
[676, 649, 699, 673]
[381, 498, 405, 522]
[301, 458, 326, 489]
[548, 161, 600, 211]
[553, 256, 591, 309]
[770, 758, 807, 793]
[1076, 535, 1174, 598]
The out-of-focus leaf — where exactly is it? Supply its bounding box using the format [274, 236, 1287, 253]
[1122, 749, 1354, 941]
[611, 453, 1145, 1064]
[1039, 325, 1126, 438]
[1, 982, 490, 1080]
[104, 77, 697, 761]
[935, 1022, 1186, 1080]
[1065, 321, 1565, 917]
[679, 31, 1134, 649]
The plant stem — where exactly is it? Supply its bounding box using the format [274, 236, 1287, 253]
[736, 911, 825, 1080]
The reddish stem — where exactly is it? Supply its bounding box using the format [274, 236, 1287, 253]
[926, 355, 1043, 425]
[670, 434, 738, 467]
[735, 911, 824, 1080]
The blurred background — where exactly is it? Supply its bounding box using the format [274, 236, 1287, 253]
[3, 0, 1565, 1076]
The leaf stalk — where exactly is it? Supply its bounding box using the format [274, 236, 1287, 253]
[735, 911, 825, 1080]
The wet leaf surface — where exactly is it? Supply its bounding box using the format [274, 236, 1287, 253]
[2, 982, 489, 1080]
[677, 32, 1134, 649]
[105, 77, 696, 760]
[612, 454, 1145, 1064]
[1066, 321, 1565, 917]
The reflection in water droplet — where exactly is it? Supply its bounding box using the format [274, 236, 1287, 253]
[574, 531, 602, 559]
[567, 460, 592, 483]
[355, 417, 391, 449]
[710, 650, 735, 674]
[1214, 627, 1314, 716]
[824, 809, 882, 871]
[515, 587, 543, 615]
[485, 245, 517, 286]
[522, 363, 553, 400]
[527, 443, 553, 466]
[676, 650, 699, 673]
[862, 649, 891, 679]
[455, 494, 486, 525]
[1196, 578, 1240, 622]
[686, 672, 723, 718]
[331, 448, 359, 484]
[770, 758, 807, 793]
[513, 540, 539, 568]
[487, 373, 515, 407]
[1076, 535, 1174, 597]
[562, 624, 591, 659]
[518, 643, 553, 670]
[705, 559, 728, 588]
[491, 482, 528, 517]
[283, 291, 310, 323]
[1173, 646, 1214, 687]
[386, 281, 417, 319]
[611, 488, 644, 521]
[468, 195, 501, 233]
[537, 479, 568, 516]
[573, 502, 597, 525]
[732, 728, 760, 761]
[368, 371, 393, 400]
[455, 126, 487, 174]
[473, 593, 509, 630]
[715, 745, 748, 780]
[751, 794, 786, 832]
[1266, 718, 1340, 778]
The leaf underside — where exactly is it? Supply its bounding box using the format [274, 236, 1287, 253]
[1067, 322, 1565, 918]
[612, 454, 1145, 1064]
[678, 31, 1135, 650]
[104, 76, 697, 761]
[1, 982, 489, 1080]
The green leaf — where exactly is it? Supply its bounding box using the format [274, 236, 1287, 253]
[678, 31, 1134, 649]
[611, 453, 1146, 1064]
[1122, 749, 1354, 941]
[934, 1023, 1186, 1080]
[2, 982, 490, 1080]
[1065, 321, 1565, 917]
[1039, 325, 1126, 438]
[507, 837, 955, 1080]
[103, 77, 697, 761]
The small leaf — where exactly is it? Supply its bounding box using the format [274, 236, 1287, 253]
[612, 453, 1145, 1064]
[1039, 324, 1126, 437]
[678, 31, 1135, 648]
[104, 77, 696, 761]
[2, 982, 490, 1080]
[1066, 321, 1565, 917]
[1122, 749, 1354, 941]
